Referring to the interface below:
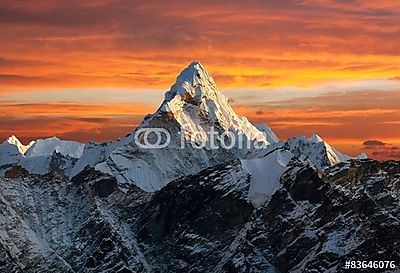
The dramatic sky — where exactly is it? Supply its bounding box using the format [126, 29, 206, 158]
[1, 0, 400, 160]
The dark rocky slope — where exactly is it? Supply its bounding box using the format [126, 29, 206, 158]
[0, 159, 399, 272]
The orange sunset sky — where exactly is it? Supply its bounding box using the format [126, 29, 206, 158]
[0, 0, 400, 160]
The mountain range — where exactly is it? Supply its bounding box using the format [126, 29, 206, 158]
[0, 62, 397, 273]
[0, 62, 365, 187]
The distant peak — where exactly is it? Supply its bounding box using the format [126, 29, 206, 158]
[8, 135, 18, 140]
[37, 136, 60, 142]
[6, 135, 22, 145]
[357, 153, 368, 160]
[5, 135, 34, 155]
[309, 134, 324, 143]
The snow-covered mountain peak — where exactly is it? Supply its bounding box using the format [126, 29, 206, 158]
[160, 61, 220, 116]
[358, 153, 368, 159]
[286, 134, 352, 167]
[5, 135, 23, 149]
[144, 61, 267, 146]
[92, 62, 270, 191]
[309, 133, 324, 143]
[164, 61, 216, 102]
[177, 61, 213, 85]
[25, 137, 84, 158]
[4, 135, 35, 155]
[6, 135, 20, 144]
[256, 124, 280, 144]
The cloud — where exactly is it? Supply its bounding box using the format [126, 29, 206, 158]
[371, 150, 400, 159]
[1, 0, 400, 89]
[0, 0, 400, 161]
[227, 90, 400, 161]
[69, 117, 112, 123]
[255, 110, 264, 115]
[360, 139, 400, 160]
[0, 57, 53, 67]
[0, 115, 140, 144]
[0, 102, 152, 143]
[0, 74, 46, 83]
[363, 140, 386, 146]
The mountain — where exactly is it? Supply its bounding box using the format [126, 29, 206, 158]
[1, 63, 359, 184]
[18, 152, 78, 176]
[2, 63, 359, 186]
[0, 135, 33, 175]
[5, 135, 35, 154]
[0, 140, 23, 176]
[0, 62, 396, 272]
[135, 158, 399, 272]
[241, 148, 293, 207]
[0, 158, 398, 272]
[76, 61, 269, 191]
[285, 134, 356, 167]
[70, 136, 132, 178]
[0, 136, 83, 177]
[25, 136, 84, 158]
[255, 124, 280, 144]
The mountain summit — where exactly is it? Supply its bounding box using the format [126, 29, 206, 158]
[5, 135, 34, 155]
[25, 136, 84, 158]
[75, 62, 270, 190]
[286, 134, 352, 167]
[142, 61, 267, 147]
[163, 61, 217, 104]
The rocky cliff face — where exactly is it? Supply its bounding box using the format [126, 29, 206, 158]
[258, 159, 400, 272]
[0, 158, 398, 273]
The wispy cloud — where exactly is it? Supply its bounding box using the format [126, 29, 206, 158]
[0, 102, 153, 143]
[363, 140, 386, 146]
[362, 139, 400, 160]
[0, 0, 399, 160]
[0, 0, 400, 88]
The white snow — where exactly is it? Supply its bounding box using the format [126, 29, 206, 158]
[0, 62, 363, 195]
[5, 135, 35, 155]
[157, 61, 268, 151]
[70, 136, 132, 178]
[241, 149, 293, 207]
[0, 136, 82, 177]
[94, 61, 271, 191]
[0, 142, 23, 175]
[357, 153, 368, 160]
[286, 134, 355, 167]
[309, 133, 324, 143]
[0, 135, 35, 175]
[25, 137, 84, 158]
[256, 124, 280, 144]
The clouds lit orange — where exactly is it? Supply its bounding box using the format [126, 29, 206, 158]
[0, 0, 399, 159]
